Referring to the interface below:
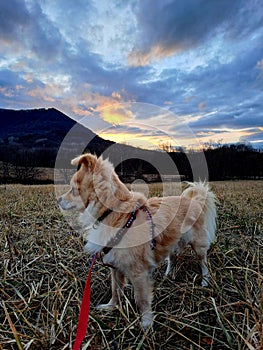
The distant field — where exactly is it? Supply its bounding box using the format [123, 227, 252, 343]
[0, 181, 262, 349]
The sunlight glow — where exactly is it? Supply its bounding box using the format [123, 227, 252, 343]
[98, 132, 177, 150]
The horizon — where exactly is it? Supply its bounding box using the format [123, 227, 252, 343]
[1, 106, 262, 153]
[0, 1, 263, 149]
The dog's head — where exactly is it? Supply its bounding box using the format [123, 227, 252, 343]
[58, 153, 131, 212]
[58, 153, 97, 211]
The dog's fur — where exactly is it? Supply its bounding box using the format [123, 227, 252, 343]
[58, 153, 217, 328]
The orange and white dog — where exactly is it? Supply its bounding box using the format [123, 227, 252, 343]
[58, 153, 217, 328]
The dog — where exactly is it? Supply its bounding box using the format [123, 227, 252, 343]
[58, 153, 217, 328]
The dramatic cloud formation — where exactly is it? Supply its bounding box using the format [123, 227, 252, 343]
[0, 0, 262, 148]
[129, 0, 241, 66]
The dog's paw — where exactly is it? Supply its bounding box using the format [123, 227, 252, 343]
[96, 302, 117, 311]
[141, 312, 153, 329]
[164, 257, 171, 276]
[164, 267, 170, 276]
[201, 278, 209, 287]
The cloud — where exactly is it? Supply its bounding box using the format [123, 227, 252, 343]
[129, 0, 242, 66]
[0, 0, 63, 61]
[0, 1, 263, 148]
[94, 102, 134, 125]
[0, 0, 30, 44]
[257, 59, 263, 69]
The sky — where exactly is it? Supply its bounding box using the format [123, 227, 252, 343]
[0, 0, 263, 150]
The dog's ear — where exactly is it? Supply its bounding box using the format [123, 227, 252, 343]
[71, 153, 97, 171]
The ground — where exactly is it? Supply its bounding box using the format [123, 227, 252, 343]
[0, 181, 262, 349]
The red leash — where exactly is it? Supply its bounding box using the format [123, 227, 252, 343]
[73, 253, 97, 350]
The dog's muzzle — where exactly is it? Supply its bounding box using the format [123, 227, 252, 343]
[58, 197, 76, 210]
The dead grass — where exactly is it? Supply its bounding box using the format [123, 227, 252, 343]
[0, 181, 263, 349]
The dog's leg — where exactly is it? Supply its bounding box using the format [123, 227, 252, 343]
[194, 245, 210, 287]
[165, 252, 177, 276]
[130, 271, 153, 329]
[165, 239, 187, 277]
[200, 253, 209, 287]
[97, 269, 125, 310]
[165, 255, 171, 275]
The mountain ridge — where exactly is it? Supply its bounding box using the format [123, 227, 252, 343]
[0, 107, 262, 183]
[0, 107, 160, 173]
[0, 107, 113, 165]
[0, 107, 92, 139]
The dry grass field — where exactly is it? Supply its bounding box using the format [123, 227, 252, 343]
[0, 181, 262, 349]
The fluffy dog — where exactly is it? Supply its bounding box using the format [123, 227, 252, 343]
[58, 153, 217, 328]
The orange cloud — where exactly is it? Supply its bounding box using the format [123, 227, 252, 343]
[24, 74, 33, 83]
[111, 91, 122, 100]
[96, 103, 133, 125]
[0, 87, 13, 97]
[72, 106, 92, 117]
[27, 86, 56, 102]
[82, 92, 134, 125]
[128, 45, 179, 66]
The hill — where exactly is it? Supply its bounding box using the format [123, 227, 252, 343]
[0, 108, 117, 167]
[0, 108, 174, 183]
[0, 108, 76, 138]
[0, 108, 262, 183]
[0, 108, 99, 164]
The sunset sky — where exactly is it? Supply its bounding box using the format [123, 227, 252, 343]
[0, 0, 263, 149]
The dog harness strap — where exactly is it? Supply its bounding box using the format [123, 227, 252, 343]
[142, 206, 156, 250]
[102, 209, 138, 255]
[96, 208, 113, 223]
[101, 205, 156, 259]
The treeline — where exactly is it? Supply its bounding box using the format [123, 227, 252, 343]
[203, 144, 263, 180]
[116, 144, 263, 182]
[0, 146, 56, 184]
[0, 143, 262, 184]
[167, 144, 262, 181]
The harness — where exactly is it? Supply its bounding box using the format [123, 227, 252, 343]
[98, 205, 156, 266]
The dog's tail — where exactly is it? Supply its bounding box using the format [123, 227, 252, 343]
[182, 182, 217, 243]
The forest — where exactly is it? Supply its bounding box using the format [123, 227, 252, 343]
[0, 143, 262, 184]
